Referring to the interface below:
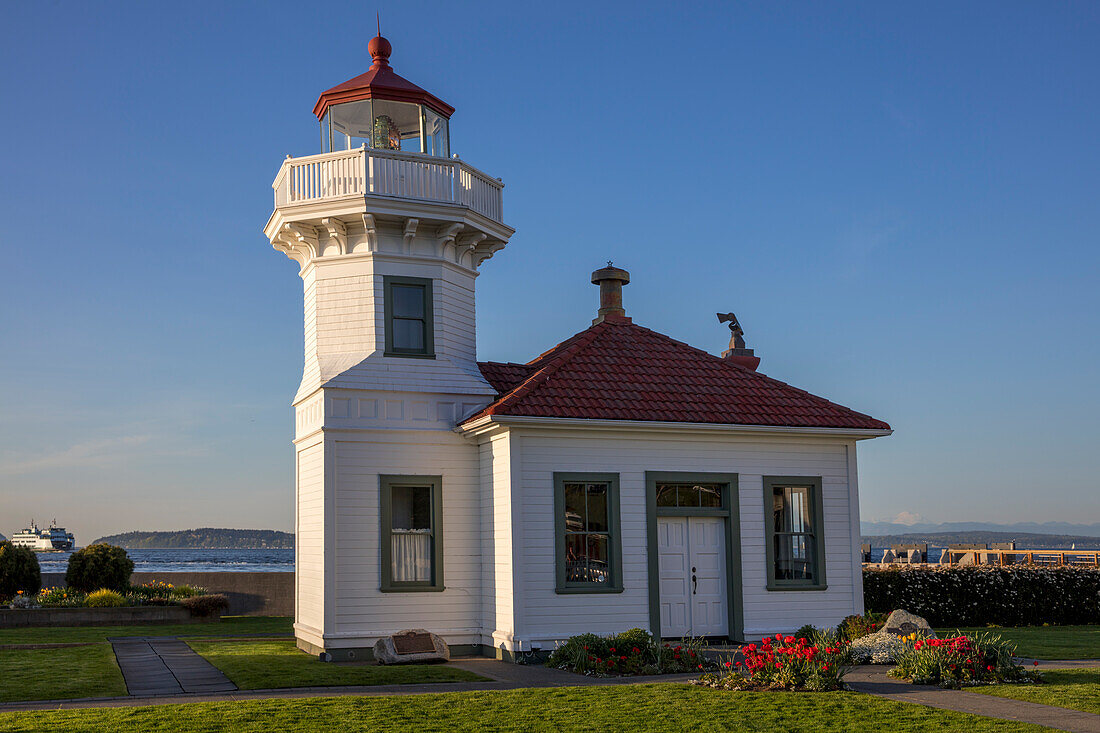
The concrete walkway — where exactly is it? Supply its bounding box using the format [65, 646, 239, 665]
[109, 637, 237, 696]
[848, 665, 1100, 733]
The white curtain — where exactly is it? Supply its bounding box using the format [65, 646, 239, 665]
[392, 530, 432, 582]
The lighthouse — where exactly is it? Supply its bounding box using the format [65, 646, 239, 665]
[265, 33, 513, 659]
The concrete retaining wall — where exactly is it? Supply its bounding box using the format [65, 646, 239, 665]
[40, 572, 294, 617]
[0, 606, 201, 628]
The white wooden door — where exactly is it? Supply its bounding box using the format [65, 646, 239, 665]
[657, 517, 691, 638]
[657, 516, 728, 638]
[689, 517, 728, 636]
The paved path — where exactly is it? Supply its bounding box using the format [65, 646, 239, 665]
[848, 665, 1100, 733]
[109, 637, 237, 696]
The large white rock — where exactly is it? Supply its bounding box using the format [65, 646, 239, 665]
[882, 609, 936, 639]
[373, 629, 450, 665]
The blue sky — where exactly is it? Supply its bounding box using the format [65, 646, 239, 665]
[1, 1, 1097, 541]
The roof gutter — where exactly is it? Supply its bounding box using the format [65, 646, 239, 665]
[455, 414, 893, 440]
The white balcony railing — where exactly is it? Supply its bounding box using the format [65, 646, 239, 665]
[272, 147, 504, 224]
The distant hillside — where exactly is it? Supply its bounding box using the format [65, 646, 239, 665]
[93, 528, 294, 549]
[861, 520, 1100, 537]
[863, 531, 1100, 549]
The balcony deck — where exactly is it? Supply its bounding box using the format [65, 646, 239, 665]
[272, 147, 504, 224]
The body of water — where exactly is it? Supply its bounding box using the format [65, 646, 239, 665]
[36, 548, 294, 573]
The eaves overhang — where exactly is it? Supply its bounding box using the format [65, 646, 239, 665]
[455, 414, 894, 441]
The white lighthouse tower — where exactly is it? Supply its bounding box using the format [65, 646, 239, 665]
[264, 33, 513, 659]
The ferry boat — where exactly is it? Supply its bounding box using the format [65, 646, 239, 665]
[10, 520, 75, 551]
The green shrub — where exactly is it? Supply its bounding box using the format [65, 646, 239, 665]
[0, 541, 41, 600]
[181, 594, 229, 617]
[837, 611, 888, 642]
[889, 631, 1042, 689]
[65, 544, 134, 593]
[547, 629, 713, 677]
[85, 589, 127, 607]
[864, 566, 1100, 626]
[793, 624, 818, 641]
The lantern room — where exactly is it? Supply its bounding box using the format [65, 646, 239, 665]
[313, 35, 454, 158]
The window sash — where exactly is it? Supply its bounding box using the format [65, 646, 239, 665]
[763, 477, 825, 589]
[383, 276, 434, 357]
[554, 473, 622, 593]
[380, 475, 443, 591]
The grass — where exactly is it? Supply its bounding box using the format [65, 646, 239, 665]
[188, 639, 484, 689]
[969, 667, 1100, 716]
[0, 616, 293, 645]
[0, 645, 126, 702]
[937, 626, 1100, 660]
[0, 684, 1054, 732]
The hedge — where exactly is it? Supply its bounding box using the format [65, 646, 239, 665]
[863, 566, 1100, 626]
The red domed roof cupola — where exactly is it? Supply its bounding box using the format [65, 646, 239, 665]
[313, 34, 453, 157]
[312, 35, 454, 120]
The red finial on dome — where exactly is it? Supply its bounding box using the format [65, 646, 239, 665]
[368, 34, 392, 69]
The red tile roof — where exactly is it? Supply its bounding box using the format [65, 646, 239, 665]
[470, 317, 889, 431]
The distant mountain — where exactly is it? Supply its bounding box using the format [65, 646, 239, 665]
[93, 528, 294, 549]
[862, 531, 1100, 549]
[861, 520, 1100, 538]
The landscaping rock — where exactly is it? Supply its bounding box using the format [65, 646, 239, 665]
[373, 629, 450, 664]
[882, 609, 936, 639]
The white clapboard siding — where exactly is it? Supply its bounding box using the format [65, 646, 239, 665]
[295, 440, 325, 633]
[511, 429, 860, 644]
[327, 430, 483, 647]
[298, 256, 495, 401]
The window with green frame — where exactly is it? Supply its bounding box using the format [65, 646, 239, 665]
[553, 473, 623, 594]
[380, 475, 443, 591]
[383, 276, 434, 358]
[763, 476, 826, 590]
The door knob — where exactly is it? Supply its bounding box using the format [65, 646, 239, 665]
[692, 574, 697, 594]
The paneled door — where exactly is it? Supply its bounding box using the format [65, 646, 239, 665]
[657, 516, 728, 638]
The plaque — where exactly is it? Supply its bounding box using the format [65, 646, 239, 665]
[392, 631, 436, 655]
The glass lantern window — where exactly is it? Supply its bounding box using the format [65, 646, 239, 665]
[422, 107, 449, 157]
[322, 99, 450, 157]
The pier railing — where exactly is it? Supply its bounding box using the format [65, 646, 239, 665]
[865, 547, 1100, 567]
[272, 147, 504, 224]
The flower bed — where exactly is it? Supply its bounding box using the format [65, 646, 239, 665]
[22, 581, 205, 610]
[547, 628, 716, 677]
[889, 631, 1043, 689]
[864, 566, 1100, 626]
[695, 632, 851, 691]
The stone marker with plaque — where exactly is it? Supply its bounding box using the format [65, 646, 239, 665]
[374, 628, 450, 664]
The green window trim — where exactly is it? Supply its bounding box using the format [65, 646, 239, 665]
[380, 474, 444, 592]
[763, 476, 827, 591]
[383, 275, 435, 359]
[645, 471, 743, 642]
[554, 472, 623, 594]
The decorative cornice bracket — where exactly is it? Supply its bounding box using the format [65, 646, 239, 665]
[321, 217, 347, 255]
[402, 218, 419, 255]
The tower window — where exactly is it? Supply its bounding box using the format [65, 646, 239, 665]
[384, 276, 434, 358]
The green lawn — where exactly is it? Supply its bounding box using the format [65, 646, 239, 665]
[969, 668, 1100, 716]
[0, 645, 126, 702]
[938, 626, 1100, 660]
[0, 684, 1055, 732]
[188, 639, 484, 689]
[0, 616, 293, 645]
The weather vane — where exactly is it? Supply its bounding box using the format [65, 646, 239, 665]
[717, 312, 746, 350]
